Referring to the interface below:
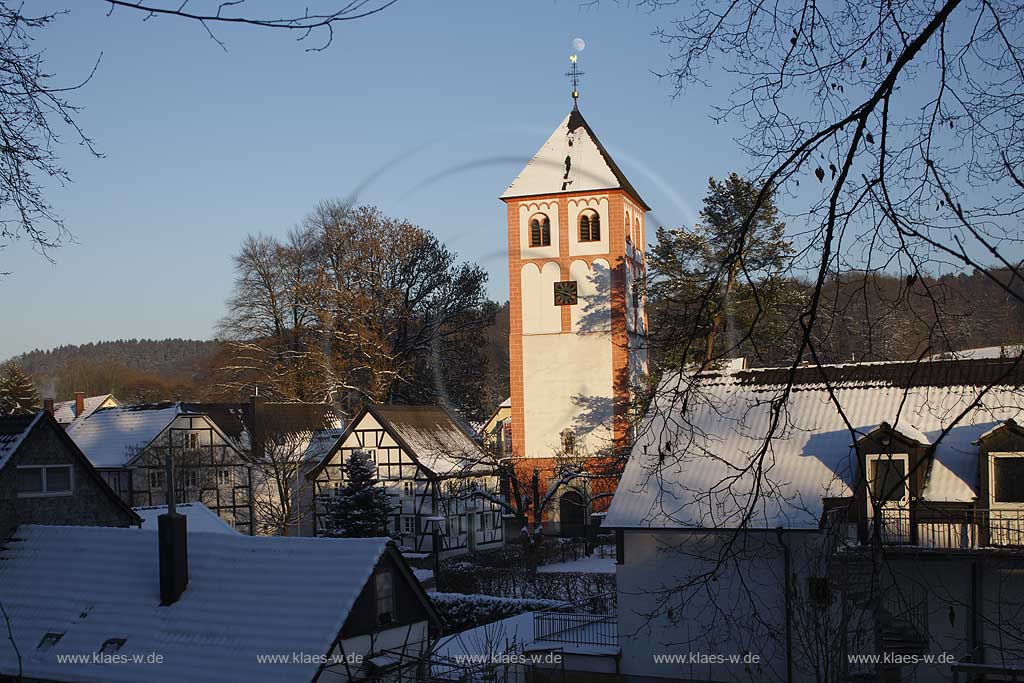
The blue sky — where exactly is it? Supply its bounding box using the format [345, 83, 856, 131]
[0, 2, 805, 358]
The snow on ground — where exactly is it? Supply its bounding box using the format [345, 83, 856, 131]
[536, 554, 616, 574]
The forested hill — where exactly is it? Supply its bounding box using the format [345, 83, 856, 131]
[9, 339, 221, 401]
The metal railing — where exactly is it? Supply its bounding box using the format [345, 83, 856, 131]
[533, 612, 617, 648]
[828, 507, 1024, 549]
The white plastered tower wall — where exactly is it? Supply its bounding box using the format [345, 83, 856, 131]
[503, 104, 651, 474]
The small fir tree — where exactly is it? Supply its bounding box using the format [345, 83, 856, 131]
[0, 362, 40, 415]
[320, 450, 393, 538]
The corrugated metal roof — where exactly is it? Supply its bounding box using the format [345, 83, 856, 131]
[605, 359, 1024, 530]
[0, 525, 390, 683]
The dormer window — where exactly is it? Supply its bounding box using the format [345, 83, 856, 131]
[529, 214, 551, 247]
[579, 210, 600, 242]
[866, 453, 909, 506]
[991, 455, 1024, 505]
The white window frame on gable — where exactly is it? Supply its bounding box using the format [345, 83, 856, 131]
[989, 452, 1024, 508]
[865, 453, 911, 509]
[401, 515, 416, 535]
[402, 480, 414, 499]
[217, 468, 232, 487]
[16, 465, 73, 498]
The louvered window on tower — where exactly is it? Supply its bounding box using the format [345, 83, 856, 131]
[530, 214, 551, 247]
[579, 211, 600, 242]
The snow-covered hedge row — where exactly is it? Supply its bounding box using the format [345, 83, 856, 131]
[440, 562, 615, 610]
[429, 592, 567, 632]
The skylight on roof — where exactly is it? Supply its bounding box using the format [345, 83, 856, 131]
[37, 632, 63, 651]
[99, 638, 126, 654]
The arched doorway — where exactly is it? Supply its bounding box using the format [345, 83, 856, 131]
[559, 490, 586, 538]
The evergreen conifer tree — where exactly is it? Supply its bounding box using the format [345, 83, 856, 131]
[0, 362, 40, 415]
[320, 450, 393, 538]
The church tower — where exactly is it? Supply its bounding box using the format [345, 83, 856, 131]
[501, 61, 650, 529]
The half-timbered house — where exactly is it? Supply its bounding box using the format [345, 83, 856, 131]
[66, 403, 254, 533]
[308, 404, 506, 554]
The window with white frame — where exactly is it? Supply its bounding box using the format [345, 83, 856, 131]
[217, 468, 232, 486]
[990, 454, 1024, 505]
[149, 469, 165, 492]
[182, 468, 199, 489]
[182, 432, 198, 450]
[401, 515, 415, 535]
[866, 453, 910, 506]
[16, 465, 73, 497]
[402, 480, 414, 498]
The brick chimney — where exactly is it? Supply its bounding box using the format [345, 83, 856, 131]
[43, 398, 54, 416]
[74, 391, 85, 418]
[158, 453, 188, 606]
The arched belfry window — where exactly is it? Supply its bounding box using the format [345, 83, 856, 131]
[578, 210, 600, 242]
[529, 214, 551, 247]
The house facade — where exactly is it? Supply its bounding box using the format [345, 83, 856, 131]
[309, 404, 505, 554]
[602, 358, 1024, 683]
[0, 525, 440, 683]
[0, 412, 140, 539]
[67, 403, 255, 533]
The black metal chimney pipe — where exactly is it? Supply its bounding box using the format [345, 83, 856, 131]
[158, 451, 188, 606]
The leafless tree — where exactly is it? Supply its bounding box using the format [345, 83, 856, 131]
[102, 0, 399, 51]
[0, 1, 397, 276]
[613, 0, 1024, 678]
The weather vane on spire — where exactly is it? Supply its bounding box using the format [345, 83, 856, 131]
[568, 37, 586, 104]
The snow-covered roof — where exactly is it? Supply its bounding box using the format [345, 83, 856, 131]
[0, 525, 391, 683]
[501, 107, 649, 209]
[53, 394, 118, 425]
[133, 502, 238, 535]
[0, 411, 43, 472]
[66, 403, 184, 468]
[303, 426, 345, 462]
[368, 404, 492, 477]
[605, 358, 1024, 530]
[929, 345, 1024, 361]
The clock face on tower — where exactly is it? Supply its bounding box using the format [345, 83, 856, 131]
[553, 280, 578, 306]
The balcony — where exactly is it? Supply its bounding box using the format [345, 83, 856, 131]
[828, 507, 1024, 550]
[532, 612, 618, 650]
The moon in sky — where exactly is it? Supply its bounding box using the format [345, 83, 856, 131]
[573, 37, 586, 52]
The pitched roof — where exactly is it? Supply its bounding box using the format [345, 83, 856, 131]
[53, 394, 119, 425]
[309, 403, 492, 479]
[134, 502, 238, 535]
[604, 358, 1024, 530]
[367, 404, 492, 477]
[0, 525, 393, 683]
[66, 403, 184, 468]
[180, 401, 343, 452]
[0, 411, 43, 471]
[0, 412, 141, 525]
[501, 107, 650, 209]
